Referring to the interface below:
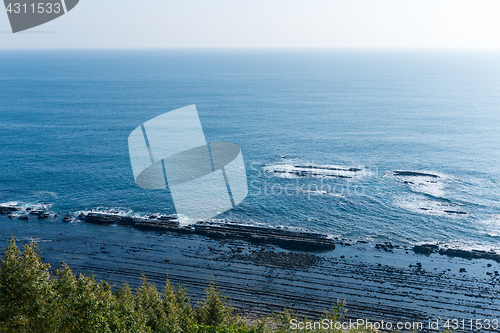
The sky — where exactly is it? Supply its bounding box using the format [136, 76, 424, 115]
[1, 0, 500, 49]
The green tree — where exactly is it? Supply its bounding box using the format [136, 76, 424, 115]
[195, 282, 244, 331]
[113, 283, 150, 333]
[162, 278, 194, 332]
[0, 237, 57, 333]
[136, 275, 169, 332]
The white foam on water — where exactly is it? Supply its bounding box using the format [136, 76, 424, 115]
[264, 161, 373, 180]
[388, 170, 452, 198]
[20, 236, 53, 243]
[408, 178, 446, 198]
[21, 202, 53, 210]
[395, 194, 467, 217]
[0, 201, 19, 207]
[77, 207, 134, 216]
[436, 238, 500, 254]
[176, 213, 197, 226]
[389, 171, 471, 217]
[33, 191, 58, 198]
[301, 189, 344, 197]
[202, 217, 311, 233]
[74, 207, 139, 224]
[1, 201, 54, 217]
[477, 215, 500, 238]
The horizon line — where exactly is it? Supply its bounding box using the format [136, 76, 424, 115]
[1, 46, 500, 51]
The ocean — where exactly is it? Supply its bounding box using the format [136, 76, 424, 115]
[1, 49, 500, 252]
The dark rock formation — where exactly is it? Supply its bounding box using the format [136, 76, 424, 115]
[444, 210, 468, 215]
[0, 205, 22, 214]
[438, 248, 500, 262]
[413, 244, 439, 255]
[63, 213, 75, 223]
[412, 244, 500, 263]
[375, 242, 398, 252]
[37, 212, 50, 219]
[84, 212, 121, 225]
[273, 170, 351, 179]
[392, 171, 440, 178]
[193, 223, 336, 251]
[294, 165, 361, 172]
[83, 212, 336, 252]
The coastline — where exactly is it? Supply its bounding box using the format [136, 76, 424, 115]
[1, 212, 500, 332]
[3, 203, 500, 263]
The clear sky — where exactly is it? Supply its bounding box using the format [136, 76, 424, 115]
[1, 0, 500, 49]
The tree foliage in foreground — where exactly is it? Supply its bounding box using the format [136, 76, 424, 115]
[0, 237, 451, 333]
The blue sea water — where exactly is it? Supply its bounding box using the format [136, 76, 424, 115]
[1, 49, 500, 251]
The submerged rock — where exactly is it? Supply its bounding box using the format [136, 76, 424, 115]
[273, 169, 352, 179]
[444, 210, 468, 215]
[392, 171, 440, 178]
[294, 165, 361, 172]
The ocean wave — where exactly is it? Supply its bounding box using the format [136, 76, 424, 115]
[414, 239, 500, 255]
[300, 189, 344, 197]
[32, 191, 58, 199]
[389, 170, 452, 199]
[75, 207, 135, 218]
[264, 162, 372, 180]
[202, 217, 311, 233]
[0, 201, 19, 207]
[21, 236, 54, 243]
[395, 194, 468, 217]
[388, 170, 471, 217]
[477, 215, 500, 238]
[0, 201, 54, 217]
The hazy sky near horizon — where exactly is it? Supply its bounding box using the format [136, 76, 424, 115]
[1, 0, 500, 49]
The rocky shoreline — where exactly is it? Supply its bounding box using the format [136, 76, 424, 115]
[2, 216, 499, 333]
[1, 204, 336, 252]
[2, 206, 500, 332]
[83, 212, 336, 251]
[413, 243, 500, 263]
[4, 202, 500, 264]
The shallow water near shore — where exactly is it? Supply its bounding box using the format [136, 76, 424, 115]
[1, 49, 500, 253]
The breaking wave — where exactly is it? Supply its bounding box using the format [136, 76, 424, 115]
[264, 162, 373, 180]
